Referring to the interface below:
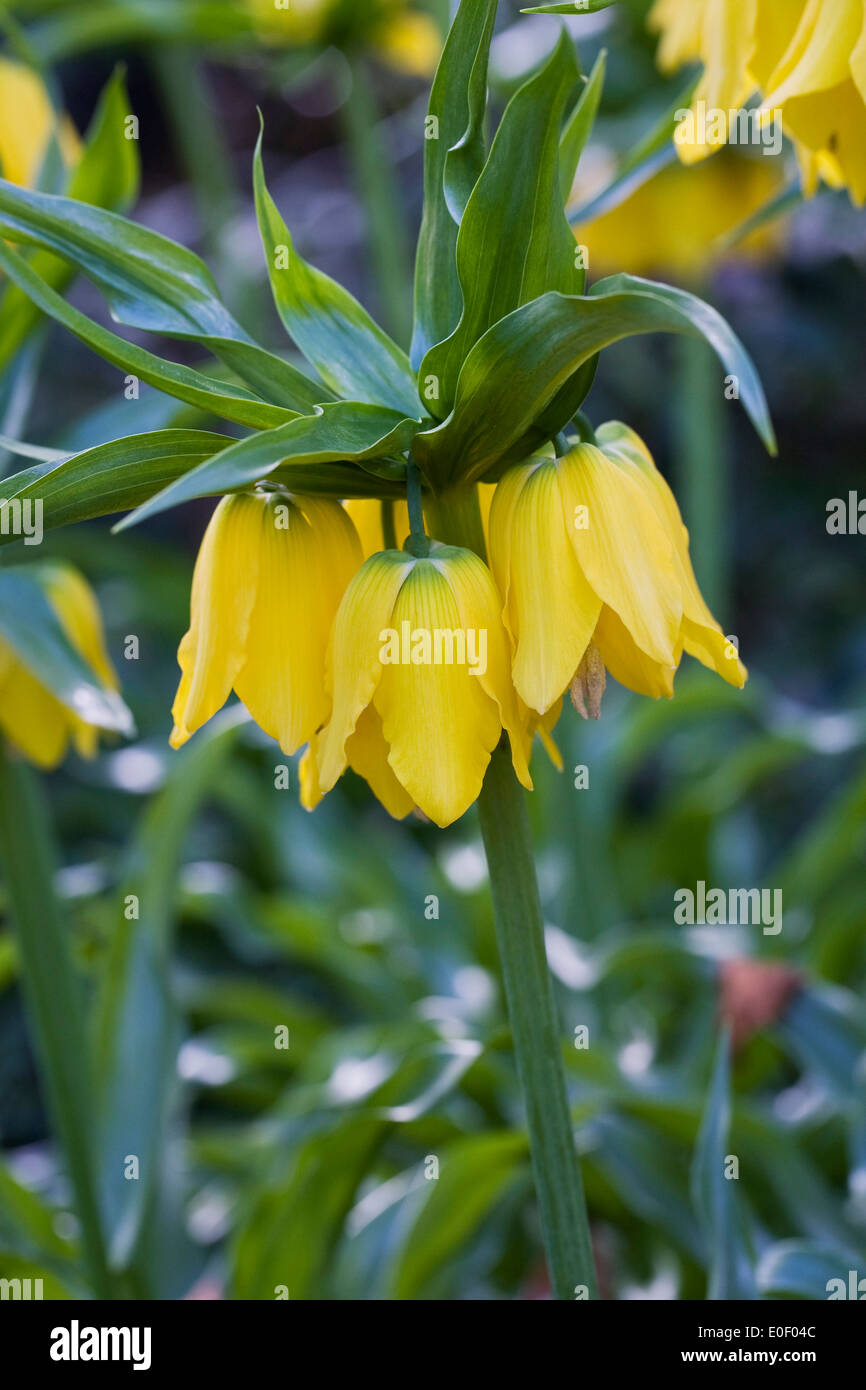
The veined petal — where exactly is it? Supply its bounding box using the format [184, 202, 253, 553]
[171, 493, 262, 748]
[761, 0, 863, 108]
[491, 458, 601, 715]
[235, 495, 361, 755]
[594, 606, 677, 699]
[596, 421, 748, 687]
[431, 543, 532, 790]
[559, 444, 682, 667]
[346, 704, 415, 820]
[316, 549, 413, 793]
[373, 559, 505, 827]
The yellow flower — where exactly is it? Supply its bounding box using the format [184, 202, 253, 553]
[0, 57, 80, 189]
[488, 429, 747, 717]
[246, 0, 441, 75]
[648, 0, 866, 203]
[0, 564, 117, 768]
[309, 543, 532, 827]
[171, 490, 362, 754]
[573, 151, 785, 279]
[372, 10, 443, 78]
[755, 0, 866, 204]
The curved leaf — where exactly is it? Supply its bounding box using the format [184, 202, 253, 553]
[414, 276, 776, 487]
[691, 1031, 756, 1300]
[116, 405, 420, 530]
[253, 133, 420, 417]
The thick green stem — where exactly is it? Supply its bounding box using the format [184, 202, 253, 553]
[0, 742, 112, 1297]
[431, 486, 599, 1300]
[340, 59, 413, 349]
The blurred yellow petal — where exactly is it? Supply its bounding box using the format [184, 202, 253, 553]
[375, 11, 442, 78]
[0, 58, 79, 188]
[0, 661, 70, 769]
[647, 0, 708, 73]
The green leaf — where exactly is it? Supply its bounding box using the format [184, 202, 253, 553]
[0, 67, 139, 374]
[411, 0, 498, 370]
[95, 708, 248, 1271]
[691, 1031, 756, 1299]
[0, 430, 232, 543]
[392, 1132, 528, 1299]
[522, 2, 617, 12]
[115, 404, 420, 530]
[0, 177, 326, 412]
[253, 131, 420, 417]
[0, 566, 133, 735]
[0, 239, 299, 431]
[421, 31, 584, 419]
[758, 1241, 864, 1300]
[0, 746, 112, 1296]
[414, 275, 776, 488]
[560, 49, 606, 200]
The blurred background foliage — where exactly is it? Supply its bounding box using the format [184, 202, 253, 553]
[0, 0, 864, 1300]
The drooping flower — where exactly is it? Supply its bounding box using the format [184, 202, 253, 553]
[647, 0, 866, 203]
[0, 563, 117, 768]
[488, 428, 747, 718]
[308, 542, 532, 827]
[0, 57, 80, 189]
[171, 490, 362, 754]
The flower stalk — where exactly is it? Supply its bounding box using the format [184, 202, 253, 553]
[431, 485, 599, 1300]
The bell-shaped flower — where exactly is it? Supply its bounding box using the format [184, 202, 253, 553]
[171, 490, 361, 754]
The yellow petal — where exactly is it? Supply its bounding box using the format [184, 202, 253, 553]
[761, 0, 862, 108]
[560, 444, 682, 667]
[490, 458, 601, 715]
[0, 58, 79, 188]
[42, 563, 117, 693]
[346, 704, 415, 820]
[343, 498, 411, 558]
[375, 12, 442, 78]
[316, 549, 413, 793]
[594, 605, 677, 699]
[0, 660, 71, 768]
[171, 494, 262, 748]
[373, 558, 505, 827]
[648, 0, 708, 74]
[234, 494, 361, 754]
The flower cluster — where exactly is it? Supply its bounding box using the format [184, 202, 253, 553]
[649, 0, 866, 203]
[173, 424, 746, 827]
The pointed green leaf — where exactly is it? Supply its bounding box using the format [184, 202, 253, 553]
[560, 49, 606, 199]
[0, 239, 299, 430]
[116, 404, 420, 530]
[691, 1031, 756, 1299]
[253, 132, 420, 417]
[0, 430, 232, 543]
[0, 565, 133, 734]
[414, 275, 776, 487]
[0, 177, 326, 412]
[421, 31, 584, 418]
[411, 0, 498, 370]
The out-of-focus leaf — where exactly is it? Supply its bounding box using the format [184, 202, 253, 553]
[776, 987, 866, 1106]
[253, 134, 420, 417]
[757, 1241, 864, 1300]
[116, 404, 418, 529]
[0, 566, 133, 733]
[691, 1031, 756, 1299]
[414, 275, 776, 487]
[95, 708, 249, 1272]
[0, 1160, 76, 1269]
[0, 430, 232, 544]
[232, 1117, 383, 1300]
[391, 1131, 528, 1299]
[411, 0, 498, 369]
[587, 1114, 705, 1262]
[421, 31, 583, 418]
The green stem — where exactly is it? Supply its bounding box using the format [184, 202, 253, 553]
[432, 487, 599, 1300]
[340, 58, 412, 348]
[0, 742, 112, 1298]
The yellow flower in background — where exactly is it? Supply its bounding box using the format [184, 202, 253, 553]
[0, 564, 117, 768]
[171, 491, 361, 755]
[246, 0, 441, 75]
[345, 485, 495, 559]
[648, 0, 866, 203]
[310, 543, 531, 828]
[573, 152, 785, 279]
[755, 0, 866, 203]
[488, 429, 747, 718]
[0, 57, 80, 188]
